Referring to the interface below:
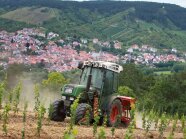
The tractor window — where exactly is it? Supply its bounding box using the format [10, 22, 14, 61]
[91, 68, 103, 89]
[80, 67, 91, 85]
[103, 70, 114, 95]
[80, 67, 103, 89]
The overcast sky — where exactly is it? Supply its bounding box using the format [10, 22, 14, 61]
[125, 0, 186, 8]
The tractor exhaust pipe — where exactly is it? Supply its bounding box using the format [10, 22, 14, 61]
[86, 64, 93, 92]
[85, 64, 93, 102]
[86, 74, 92, 92]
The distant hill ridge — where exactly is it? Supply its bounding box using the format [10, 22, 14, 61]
[0, 0, 186, 50]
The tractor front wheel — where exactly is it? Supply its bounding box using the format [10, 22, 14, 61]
[75, 103, 92, 125]
[50, 100, 66, 122]
[107, 99, 122, 127]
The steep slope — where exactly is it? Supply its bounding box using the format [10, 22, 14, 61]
[1, 0, 186, 29]
[0, 0, 186, 50]
[1, 7, 57, 24]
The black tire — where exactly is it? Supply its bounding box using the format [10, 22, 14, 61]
[75, 103, 93, 125]
[50, 100, 66, 122]
[107, 99, 122, 127]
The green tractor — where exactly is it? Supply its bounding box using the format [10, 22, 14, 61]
[50, 61, 135, 126]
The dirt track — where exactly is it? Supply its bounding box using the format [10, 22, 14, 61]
[0, 111, 184, 139]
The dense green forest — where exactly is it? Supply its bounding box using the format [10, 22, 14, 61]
[0, 18, 35, 32]
[119, 64, 186, 115]
[1, 0, 186, 50]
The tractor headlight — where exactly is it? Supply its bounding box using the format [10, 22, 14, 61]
[62, 96, 66, 100]
[64, 86, 73, 94]
[70, 97, 74, 101]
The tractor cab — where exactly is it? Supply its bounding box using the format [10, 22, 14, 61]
[79, 61, 123, 95]
[50, 61, 136, 127]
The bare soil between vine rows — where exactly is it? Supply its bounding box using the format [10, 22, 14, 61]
[0, 111, 184, 139]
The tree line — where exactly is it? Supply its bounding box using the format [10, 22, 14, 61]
[119, 63, 186, 116]
[1, 63, 186, 116]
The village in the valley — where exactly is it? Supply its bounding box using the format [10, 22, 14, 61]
[0, 28, 185, 72]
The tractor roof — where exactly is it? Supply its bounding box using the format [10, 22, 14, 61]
[83, 61, 123, 73]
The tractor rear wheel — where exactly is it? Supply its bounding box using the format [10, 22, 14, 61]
[75, 103, 92, 125]
[50, 100, 66, 122]
[107, 99, 122, 127]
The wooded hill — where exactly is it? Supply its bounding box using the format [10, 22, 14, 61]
[1, 0, 186, 50]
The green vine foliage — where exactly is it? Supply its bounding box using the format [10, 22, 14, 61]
[142, 110, 146, 130]
[97, 127, 106, 139]
[158, 113, 168, 138]
[0, 81, 6, 109]
[47, 103, 54, 125]
[181, 114, 185, 131]
[34, 84, 40, 113]
[37, 104, 46, 136]
[85, 106, 91, 127]
[63, 128, 78, 139]
[63, 95, 81, 139]
[22, 102, 28, 139]
[111, 126, 115, 138]
[0, 74, 7, 109]
[2, 103, 11, 136]
[145, 109, 154, 135]
[93, 114, 100, 137]
[124, 107, 136, 139]
[70, 94, 80, 130]
[154, 112, 159, 130]
[13, 82, 22, 114]
[171, 113, 178, 135]
[8, 90, 13, 105]
[184, 127, 186, 139]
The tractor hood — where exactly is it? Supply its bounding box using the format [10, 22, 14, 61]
[62, 84, 85, 97]
[61, 84, 98, 98]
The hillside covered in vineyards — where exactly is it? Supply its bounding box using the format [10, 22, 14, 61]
[0, 0, 186, 50]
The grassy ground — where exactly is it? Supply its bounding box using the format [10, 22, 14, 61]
[1, 7, 57, 25]
[154, 71, 172, 75]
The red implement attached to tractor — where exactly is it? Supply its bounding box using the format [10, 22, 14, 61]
[109, 96, 136, 126]
[120, 96, 136, 125]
